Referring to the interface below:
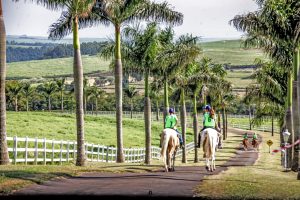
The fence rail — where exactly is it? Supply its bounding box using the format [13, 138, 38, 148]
[7, 136, 194, 165]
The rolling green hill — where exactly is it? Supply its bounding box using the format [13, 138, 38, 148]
[7, 55, 110, 79]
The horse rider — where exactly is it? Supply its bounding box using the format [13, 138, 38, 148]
[165, 108, 183, 148]
[252, 132, 258, 146]
[242, 132, 249, 150]
[197, 105, 220, 148]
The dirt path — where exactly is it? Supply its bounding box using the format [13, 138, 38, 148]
[10, 128, 260, 198]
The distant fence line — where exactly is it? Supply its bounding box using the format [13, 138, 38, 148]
[63, 111, 279, 134]
[7, 136, 194, 165]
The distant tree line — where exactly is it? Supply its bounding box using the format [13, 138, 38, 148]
[6, 41, 107, 62]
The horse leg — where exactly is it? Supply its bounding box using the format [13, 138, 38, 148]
[172, 150, 177, 172]
[205, 158, 210, 171]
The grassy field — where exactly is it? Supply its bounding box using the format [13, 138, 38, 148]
[194, 129, 300, 199]
[200, 39, 268, 66]
[6, 112, 194, 148]
[7, 55, 110, 79]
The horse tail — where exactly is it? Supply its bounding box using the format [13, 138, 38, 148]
[160, 130, 170, 161]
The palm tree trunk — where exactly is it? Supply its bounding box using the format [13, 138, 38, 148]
[248, 105, 252, 130]
[95, 98, 98, 113]
[61, 90, 64, 112]
[144, 68, 151, 164]
[156, 99, 159, 121]
[193, 93, 198, 163]
[225, 112, 228, 139]
[115, 24, 124, 163]
[83, 93, 87, 114]
[180, 88, 186, 163]
[26, 98, 29, 112]
[271, 113, 274, 137]
[286, 71, 293, 169]
[73, 17, 85, 166]
[48, 97, 51, 111]
[222, 107, 226, 140]
[292, 49, 300, 171]
[163, 74, 169, 128]
[15, 98, 18, 112]
[0, 0, 9, 164]
[217, 111, 222, 148]
[130, 100, 133, 119]
[296, 49, 300, 178]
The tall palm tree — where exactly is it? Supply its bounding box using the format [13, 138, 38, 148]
[124, 86, 138, 119]
[22, 82, 35, 112]
[90, 1, 183, 163]
[0, 0, 9, 165]
[56, 78, 66, 112]
[6, 81, 23, 112]
[39, 82, 58, 111]
[45, 0, 97, 166]
[90, 85, 104, 113]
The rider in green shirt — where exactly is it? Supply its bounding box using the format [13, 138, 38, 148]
[243, 132, 248, 139]
[252, 132, 258, 140]
[198, 105, 219, 148]
[165, 108, 183, 148]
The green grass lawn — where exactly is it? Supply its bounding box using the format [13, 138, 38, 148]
[6, 111, 194, 148]
[194, 129, 300, 199]
[7, 55, 110, 79]
[200, 40, 268, 66]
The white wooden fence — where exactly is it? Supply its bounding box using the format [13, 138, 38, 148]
[7, 136, 195, 165]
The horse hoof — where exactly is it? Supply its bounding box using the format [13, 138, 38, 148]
[205, 166, 210, 171]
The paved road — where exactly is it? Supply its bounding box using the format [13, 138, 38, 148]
[10, 128, 259, 199]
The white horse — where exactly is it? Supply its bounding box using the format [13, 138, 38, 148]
[160, 128, 180, 172]
[200, 128, 219, 172]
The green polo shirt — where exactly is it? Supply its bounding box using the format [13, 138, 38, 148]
[165, 114, 177, 129]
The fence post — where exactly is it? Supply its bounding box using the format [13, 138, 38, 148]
[91, 144, 94, 162]
[102, 145, 104, 162]
[25, 136, 28, 165]
[97, 144, 100, 162]
[34, 138, 38, 165]
[67, 141, 70, 163]
[73, 141, 76, 162]
[52, 139, 54, 164]
[13, 136, 17, 165]
[60, 140, 63, 165]
[43, 138, 46, 165]
[106, 146, 109, 162]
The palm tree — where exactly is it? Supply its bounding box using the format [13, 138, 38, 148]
[0, 0, 9, 165]
[39, 82, 58, 111]
[22, 82, 35, 112]
[90, 85, 104, 113]
[56, 78, 66, 112]
[124, 86, 138, 119]
[45, 0, 97, 166]
[6, 81, 23, 112]
[90, 1, 183, 163]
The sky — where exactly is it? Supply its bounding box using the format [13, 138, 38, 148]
[3, 0, 259, 39]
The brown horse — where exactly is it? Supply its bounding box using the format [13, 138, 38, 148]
[160, 128, 180, 172]
[242, 139, 250, 151]
[252, 139, 259, 151]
